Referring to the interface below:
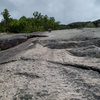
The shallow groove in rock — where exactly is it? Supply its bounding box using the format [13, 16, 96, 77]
[15, 72, 40, 79]
[0, 60, 17, 65]
[48, 61, 100, 74]
[20, 57, 35, 61]
[37, 38, 100, 49]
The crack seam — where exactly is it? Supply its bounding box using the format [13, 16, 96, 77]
[48, 61, 100, 74]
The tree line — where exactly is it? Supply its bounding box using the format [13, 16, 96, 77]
[1, 9, 100, 33]
[0, 9, 63, 33]
[66, 20, 100, 29]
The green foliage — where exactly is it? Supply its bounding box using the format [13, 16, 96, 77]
[0, 21, 5, 32]
[67, 21, 96, 29]
[93, 19, 100, 27]
[1, 9, 11, 32]
[0, 9, 61, 33]
[9, 19, 20, 33]
[1, 8, 100, 33]
[1, 9, 10, 20]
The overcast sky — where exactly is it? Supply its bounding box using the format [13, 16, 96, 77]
[0, 0, 100, 24]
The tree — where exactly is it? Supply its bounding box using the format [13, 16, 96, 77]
[0, 9, 61, 33]
[9, 19, 20, 33]
[1, 9, 11, 32]
[19, 16, 33, 33]
[33, 11, 43, 19]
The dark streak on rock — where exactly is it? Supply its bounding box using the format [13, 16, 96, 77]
[20, 57, 35, 61]
[36, 90, 49, 97]
[48, 61, 100, 74]
[15, 72, 40, 79]
[0, 60, 17, 65]
[13, 93, 33, 100]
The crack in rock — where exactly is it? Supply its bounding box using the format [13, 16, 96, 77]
[14, 72, 40, 79]
[20, 57, 35, 61]
[48, 61, 100, 74]
[0, 60, 17, 65]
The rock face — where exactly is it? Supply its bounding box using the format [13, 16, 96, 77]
[0, 29, 100, 100]
[0, 37, 27, 50]
[0, 33, 47, 50]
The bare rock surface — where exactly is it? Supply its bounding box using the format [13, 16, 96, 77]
[0, 32, 47, 50]
[0, 28, 100, 100]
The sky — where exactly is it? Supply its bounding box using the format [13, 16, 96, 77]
[0, 0, 100, 24]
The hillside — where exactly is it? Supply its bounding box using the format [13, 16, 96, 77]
[66, 19, 100, 29]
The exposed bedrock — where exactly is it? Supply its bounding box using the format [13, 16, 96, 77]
[0, 29, 100, 100]
[0, 33, 47, 50]
[37, 36, 100, 58]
